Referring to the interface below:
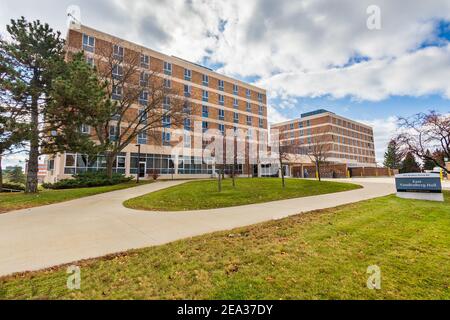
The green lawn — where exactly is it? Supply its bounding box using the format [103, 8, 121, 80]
[1, 192, 449, 299]
[0, 180, 153, 214]
[124, 178, 361, 211]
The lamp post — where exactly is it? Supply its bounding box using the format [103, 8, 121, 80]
[136, 144, 141, 184]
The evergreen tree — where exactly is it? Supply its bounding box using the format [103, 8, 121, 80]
[7, 166, 25, 184]
[383, 139, 402, 169]
[423, 150, 436, 171]
[0, 18, 100, 192]
[400, 152, 421, 173]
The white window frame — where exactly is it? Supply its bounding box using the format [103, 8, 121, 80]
[164, 61, 172, 75]
[82, 34, 95, 52]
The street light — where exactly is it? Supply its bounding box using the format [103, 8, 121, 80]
[136, 144, 141, 184]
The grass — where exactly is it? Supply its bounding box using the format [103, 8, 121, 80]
[1, 192, 449, 299]
[0, 180, 153, 214]
[124, 178, 361, 211]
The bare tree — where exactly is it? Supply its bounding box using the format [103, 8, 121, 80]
[86, 41, 187, 178]
[305, 126, 333, 181]
[397, 111, 449, 174]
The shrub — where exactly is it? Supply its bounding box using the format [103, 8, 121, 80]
[42, 171, 133, 190]
[148, 169, 160, 181]
[1, 182, 26, 192]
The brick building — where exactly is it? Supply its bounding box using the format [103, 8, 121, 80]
[45, 24, 268, 182]
[270, 109, 377, 177]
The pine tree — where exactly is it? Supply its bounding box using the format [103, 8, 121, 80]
[423, 150, 436, 171]
[400, 152, 421, 173]
[0, 18, 100, 192]
[383, 139, 402, 169]
[7, 166, 25, 184]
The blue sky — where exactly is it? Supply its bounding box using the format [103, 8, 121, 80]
[1, 0, 450, 166]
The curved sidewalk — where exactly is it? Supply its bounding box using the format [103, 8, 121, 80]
[0, 179, 395, 277]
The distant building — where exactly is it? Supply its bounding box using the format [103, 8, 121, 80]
[271, 109, 376, 177]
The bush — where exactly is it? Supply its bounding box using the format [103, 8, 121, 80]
[1, 182, 26, 192]
[148, 169, 160, 181]
[42, 171, 133, 190]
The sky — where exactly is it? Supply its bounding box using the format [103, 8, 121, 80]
[1, 0, 450, 167]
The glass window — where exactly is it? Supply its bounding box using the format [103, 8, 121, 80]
[246, 89, 251, 97]
[140, 72, 149, 87]
[162, 130, 171, 145]
[141, 54, 149, 68]
[233, 84, 238, 95]
[246, 115, 252, 126]
[258, 105, 264, 115]
[65, 153, 76, 167]
[184, 85, 191, 97]
[113, 45, 124, 61]
[112, 64, 123, 79]
[233, 98, 238, 108]
[138, 131, 147, 144]
[82, 34, 95, 52]
[184, 118, 191, 131]
[202, 74, 209, 86]
[233, 112, 239, 124]
[139, 91, 148, 105]
[80, 124, 90, 134]
[259, 118, 264, 128]
[246, 102, 252, 112]
[202, 121, 208, 133]
[218, 94, 224, 105]
[163, 97, 170, 110]
[219, 124, 225, 135]
[202, 105, 209, 118]
[163, 61, 172, 75]
[218, 109, 224, 120]
[218, 79, 224, 91]
[164, 78, 171, 88]
[202, 90, 209, 102]
[139, 108, 148, 124]
[184, 69, 192, 81]
[109, 126, 119, 141]
[112, 86, 122, 100]
[162, 115, 171, 128]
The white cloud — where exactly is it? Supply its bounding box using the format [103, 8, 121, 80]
[357, 116, 398, 165]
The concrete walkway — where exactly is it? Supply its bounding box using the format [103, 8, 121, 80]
[0, 179, 396, 277]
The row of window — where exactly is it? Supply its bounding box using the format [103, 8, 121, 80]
[81, 33, 265, 102]
[64, 152, 126, 175]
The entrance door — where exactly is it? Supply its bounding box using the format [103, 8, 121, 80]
[138, 162, 146, 178]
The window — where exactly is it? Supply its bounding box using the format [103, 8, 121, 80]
[164, 78, 172, 88]
[112, 86, 122, 100]
[202, 90, 209, 102]
[259, 118, 264, 128]
[162, 130, 171, 146]
[218, 109, 224, 121]
[183, 102, 191, 114]
[139, 108, 148, 124]
[218, 94, 224, 105]
[141, 54, 149, 68]
[112, 64, 123, 80]
[300, 129, 304, 136]
[202, 121, 209, 133]
[246, 89, 251, 98]
[257, 92, 264, 102]
[219, 124, 225, 135]
[113, 45, 124, 61]
[65, 153, 76, 174]
[163, 61, 172, 75]
[218, 79, 224, 91]
[246, 102, 252, 112]
[184, 69, 192, 81]
[233, 112, 239, 124]
[184, 118, 191, 131]
[184, 85, 191, 97]
[47, 159, 55, 171]
[162, 115, 171, 128]
[109, 126, 119, 141]
[163, 97, 170, 110]
[298, 121, 303, 128]
[233, 84, 238, 95]
[306, 120, 311, 127]
[202, 105, 209, 118]
[202, 74, 209, 86]
[85, 56, 94, 67]
[290, 123, 294, 130]
[233, 98, 239, 108]
[82, 34, 95, 52]
[246, 115, 252, 126]
[184, 132, 191, 148]
[80, 124, 90, 134]
[258, 105, 264, 116]
[140, 72, 149, 87]
[137, 131, 148, 144]
[139, 91, 148, 105]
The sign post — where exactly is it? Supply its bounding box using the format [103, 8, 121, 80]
[395, 173, 443, 202]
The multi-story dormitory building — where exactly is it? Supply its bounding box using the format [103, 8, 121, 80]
[44, 24, 268, 182]
[270, 109, 377, 177]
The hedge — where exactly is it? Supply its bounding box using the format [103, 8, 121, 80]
[42, 171, 133, 190]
